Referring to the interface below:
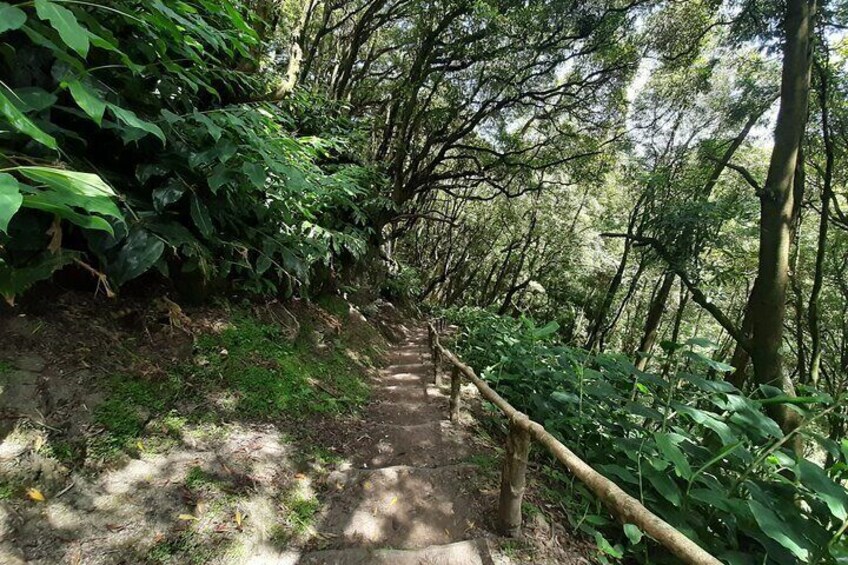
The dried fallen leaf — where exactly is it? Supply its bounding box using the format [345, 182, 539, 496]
[105, 523, 126, 532]
[196, 501, 207, 515]
[388, 496, 398, 507]
[178, 513, 198, 521]
[294, 473, 307, 481]
[363, 481, 372, 491]
[234, 510, 244, 528]
[33, 435, 46, 452]
[137, 440, 146, 452]
[26, 488, 45, 502]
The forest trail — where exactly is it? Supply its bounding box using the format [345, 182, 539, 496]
[298, 325, 496, 564]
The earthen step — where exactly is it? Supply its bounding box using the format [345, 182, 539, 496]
[316, 464, 486, 549]
[297, 539, 493, 564]
[350, 421, 479, 469]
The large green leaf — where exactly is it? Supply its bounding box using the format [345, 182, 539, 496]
[0, 87, 57, 149]
[16, 167, 118, 199]
[190, 194, 213, 237]
[655, 432, 692, 479]
[0, 3, 26, 34]
[108, 228, 165, 285]
[747, 500, 810, 561]
[798, 460, 848, 521]
[0, 252, 77, 305]
[108, 104, 165, 143]
[65, 79, 106, 124]
[22, 194, 114, 234]
[0, 173, 23, 233]
[13, 87, 57, 112]
[34, 0, 89, 58]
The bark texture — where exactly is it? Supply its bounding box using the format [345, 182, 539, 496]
[751, 0, 815, 434]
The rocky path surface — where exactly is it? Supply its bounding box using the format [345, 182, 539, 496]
[297, 326, 498, 565]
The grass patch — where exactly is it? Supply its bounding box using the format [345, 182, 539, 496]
[285, 492, 320, 534]
[89, 374, 181, 461]
[0, 360, 12, 375]
[465, 453, 500, 476]
[194, 315, 369, 419]
[315, 295, 350, 320]
[184, 466, 224, 493]
[147, 529, 225, 565]
[0, 481, 16, 500]
[81, 309, 372, 465]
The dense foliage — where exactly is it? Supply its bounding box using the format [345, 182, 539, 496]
[0, 0, 380, 303]
[444, 306, 848, 564]
[2, 0, 848, 562]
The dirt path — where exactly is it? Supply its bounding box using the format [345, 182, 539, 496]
[296, 326, 499, 564]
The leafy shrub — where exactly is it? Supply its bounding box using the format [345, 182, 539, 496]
[443, 307, 848, 564]
[0, 0, 382, 303]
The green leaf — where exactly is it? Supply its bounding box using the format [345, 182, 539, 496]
[593, 531, 623, 558]
[107, 104, 165, 143]
[645, 468, 682, 506]
[108, 228, 165, 286]
[531, 321, 559, 340]
[242, 162, 266, 189]
[65, 79, 106, 125]
[13, 87, 56, 112]
[22, 194, 114, 234]
[0, 86, 57, 149]
[34, 0, 89, 58]
[152, 181, 185, 212]
[0, 3, 26, 34]
[685, 337, 718, 350]
[14, 167, 122, 230]
[747, 499, 810, 561]
[655, 432, 692, 479]
[190, 194, 213, 237]
[0, 173, 23, 233]
[798, 460, 848, 520]
[623, 524, 643, 545]
[0, 252, 77, 305]
[16, 167, 117, 199]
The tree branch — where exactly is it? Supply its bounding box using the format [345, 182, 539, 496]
[600, 232, 751, 352]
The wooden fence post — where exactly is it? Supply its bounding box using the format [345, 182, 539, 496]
[498, 417, 531, 537]
[433, 347, 442, 386]
[449, 365, 461, 422]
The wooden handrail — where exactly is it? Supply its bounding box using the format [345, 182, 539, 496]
[427, 321, 722, 565]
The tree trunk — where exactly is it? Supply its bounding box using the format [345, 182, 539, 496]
[728, 283, 756, 389]
[808, 61, 834, 386]
[635, 272, 676, 371]
[750, 0, 815, 436]
[662, 281, 689, 379]
[585, 238, 631, 350]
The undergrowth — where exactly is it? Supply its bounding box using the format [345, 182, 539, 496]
[84, 307, 371, 465]
[443, 306, 848, 564]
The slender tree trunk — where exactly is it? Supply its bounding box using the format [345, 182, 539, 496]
[791, 227, 807, 380]
[600, 254, 648, 351]
[729, 282, 757, 388]
[808, 61, 834, 386]
[635, 272, 676, 371]
[751, 0, 815, 436]
[662, 281, 689, 379]
[585, 239, 631, 350]
[586, 196, 644, 350]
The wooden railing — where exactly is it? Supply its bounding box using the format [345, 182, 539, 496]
[427, 320, 722, 565]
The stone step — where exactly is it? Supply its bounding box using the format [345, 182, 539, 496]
[297, 539, 493, 564]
